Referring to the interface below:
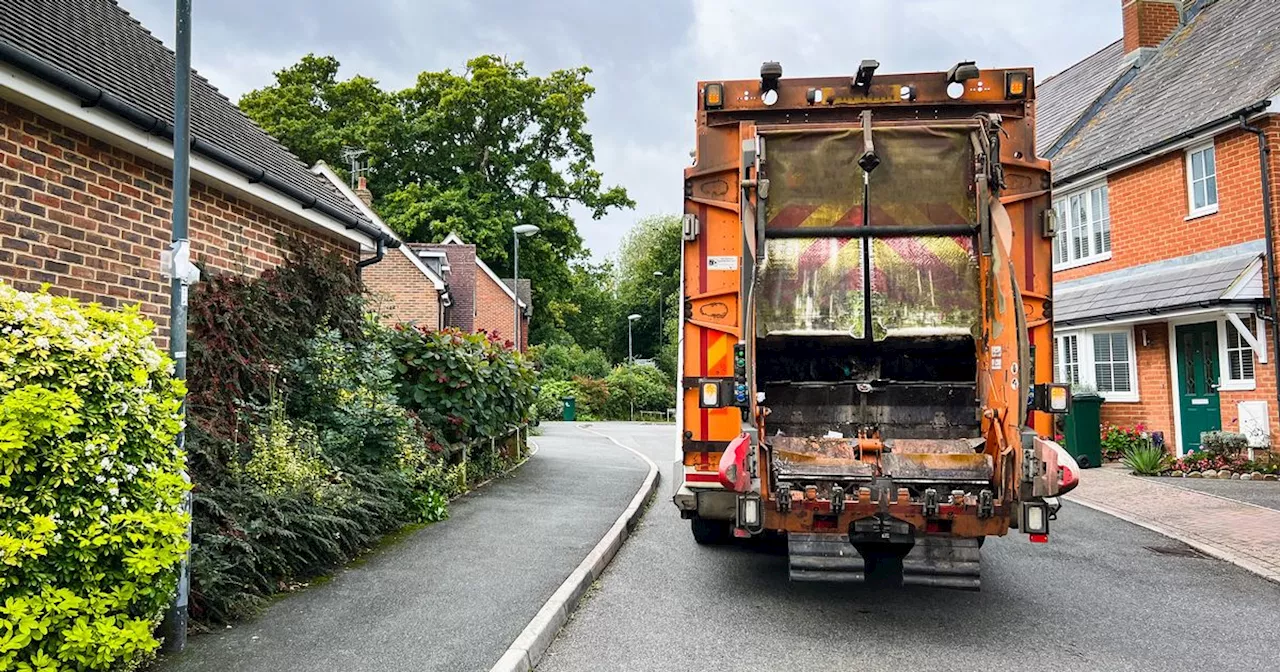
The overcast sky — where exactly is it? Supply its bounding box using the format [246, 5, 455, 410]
[120, 0, 1121, 261]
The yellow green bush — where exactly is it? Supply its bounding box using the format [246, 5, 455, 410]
[0, 283, 189, 670]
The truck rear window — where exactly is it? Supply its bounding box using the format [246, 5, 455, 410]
[757, 124, 981, 340]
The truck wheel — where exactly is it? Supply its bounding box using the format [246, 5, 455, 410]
[691, 518, 731, 545]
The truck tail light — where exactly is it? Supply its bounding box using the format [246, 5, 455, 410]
[701, 382, 719, 407]
[1031, 383, 1072, 414]
[1022, 501, 1049, 535]
[1005, 71, 1028, 99]
[704, 82, 724, 109]
[738, 494, 761, 530]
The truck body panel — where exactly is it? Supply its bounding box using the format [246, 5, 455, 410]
[674, 65, 1074, 588]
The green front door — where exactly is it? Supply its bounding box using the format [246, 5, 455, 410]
[1175, 322, 1221, 454]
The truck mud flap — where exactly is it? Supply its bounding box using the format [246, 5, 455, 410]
[901, 537, 981, 591]
[788, 533, 865, 582]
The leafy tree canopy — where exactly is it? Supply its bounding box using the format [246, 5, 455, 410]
[240, 54, 633, 346]
[609, 214, 681, 364]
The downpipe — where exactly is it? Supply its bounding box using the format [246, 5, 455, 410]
[1239, 115, 1280, 434]
[355, 234, 386, 275]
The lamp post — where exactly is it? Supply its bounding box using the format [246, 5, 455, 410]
[512, 224, 540, 351]
[653, 271, 664, 344]
[627, 313, 642, 363]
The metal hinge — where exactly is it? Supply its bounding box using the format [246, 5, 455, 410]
[682, 213, 700, 241]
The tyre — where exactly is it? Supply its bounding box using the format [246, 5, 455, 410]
[691, 518, 731, 545]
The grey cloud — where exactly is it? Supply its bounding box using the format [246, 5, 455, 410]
[119, 0, 1121, 261]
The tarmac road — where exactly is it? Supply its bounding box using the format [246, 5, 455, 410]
[541, 423, 1280, 672]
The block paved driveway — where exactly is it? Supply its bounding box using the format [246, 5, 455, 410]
[159, 422, 649, 672]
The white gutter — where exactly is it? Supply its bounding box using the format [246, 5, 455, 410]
[0, 62, 376, 251]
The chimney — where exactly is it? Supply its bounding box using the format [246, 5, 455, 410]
[355, 175, 373, 207]
[1122, 0, 1181, 67]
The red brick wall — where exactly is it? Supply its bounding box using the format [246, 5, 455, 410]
[1098, 321, 1177, 441]
[411, 243, 475, 332]
[0, 99, 359, 345]
[1058, 118, 1280, 452]
[1123, 0, 1181, 53]
[1058, 127, 1268, 282]
[1094, 319, 1280, 452]
[362, 248, 440, 329]
[474, 268, 518, 343]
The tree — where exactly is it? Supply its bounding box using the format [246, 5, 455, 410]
[610, 214, 682, 365]
[240, 54, 632, 347]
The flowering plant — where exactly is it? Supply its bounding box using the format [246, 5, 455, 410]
[0, 283, 189, 669]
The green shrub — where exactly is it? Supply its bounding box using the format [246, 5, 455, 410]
[391, 327, 536, 442]
[1101, 423, 1148, 461]
[1121, 441, 1172, 476]
[0, 283, 188, 670]
[535, 380, 579, 420]
[529, 343, 611, 381]
[571, 375, 610, 419]
[1200, 430, 1249, 456]
[603, 363, 674, 420]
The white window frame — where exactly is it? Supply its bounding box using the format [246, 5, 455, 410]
[1217, 312, 1265, 391]
[1052, 181, 1112, 271]
[1053, 326, 1139, 402]
[1185, 142, 1219, 219]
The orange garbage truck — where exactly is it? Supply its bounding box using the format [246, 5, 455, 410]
[672, 61, 1080, 590]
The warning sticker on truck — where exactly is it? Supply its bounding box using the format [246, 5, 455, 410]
[708, 256, 738, 271]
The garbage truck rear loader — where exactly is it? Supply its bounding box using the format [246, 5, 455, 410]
[672, 61, 1079, 590]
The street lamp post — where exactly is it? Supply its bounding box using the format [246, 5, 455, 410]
[512, 224, 540, 351]
[653, 271, 664, 344]
[627, 313, 642, 363]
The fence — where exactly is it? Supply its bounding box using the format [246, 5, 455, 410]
[445, 423, 529, 487]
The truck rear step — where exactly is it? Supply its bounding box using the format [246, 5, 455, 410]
[788, 533, 865, 582]
[788, 534, 981, 590]
[902, 537, 981, 591]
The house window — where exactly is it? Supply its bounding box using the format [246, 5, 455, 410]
[1052, 183, 1111, 270]
[1054, 333, 1080, 385]
[1222, 314, 1258, 388]
[1186, 143, 1218, 217]
[1053, 327, 1138, 401]
[1092, 331, 1132, 395]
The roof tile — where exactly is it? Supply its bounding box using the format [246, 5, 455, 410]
[0, 0, 367, 226]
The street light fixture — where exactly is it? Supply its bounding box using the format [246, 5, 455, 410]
[628, 313, 642, 363]
[512, 224, 540, 351]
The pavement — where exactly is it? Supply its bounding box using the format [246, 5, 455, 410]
[158, 423, 649, 672]
[538, 427, 1280, 672]
[1066, 464, 1280, 583]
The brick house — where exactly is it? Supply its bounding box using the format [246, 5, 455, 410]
[312, 163, 448, 329]
[0, 0, 397, 346]
[1039, 0, 1280, 455]
[408, 233, 529, 349]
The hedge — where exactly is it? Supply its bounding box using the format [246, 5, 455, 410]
[0, 283, 188, 670]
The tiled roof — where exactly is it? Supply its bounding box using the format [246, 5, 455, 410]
[0, 0, 369, 228]
[503, 278, 533, 315]
[1035, 39, 1124, 154]
[1054, 240, 1265, 326]
[1043, 0, 1280, 182]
